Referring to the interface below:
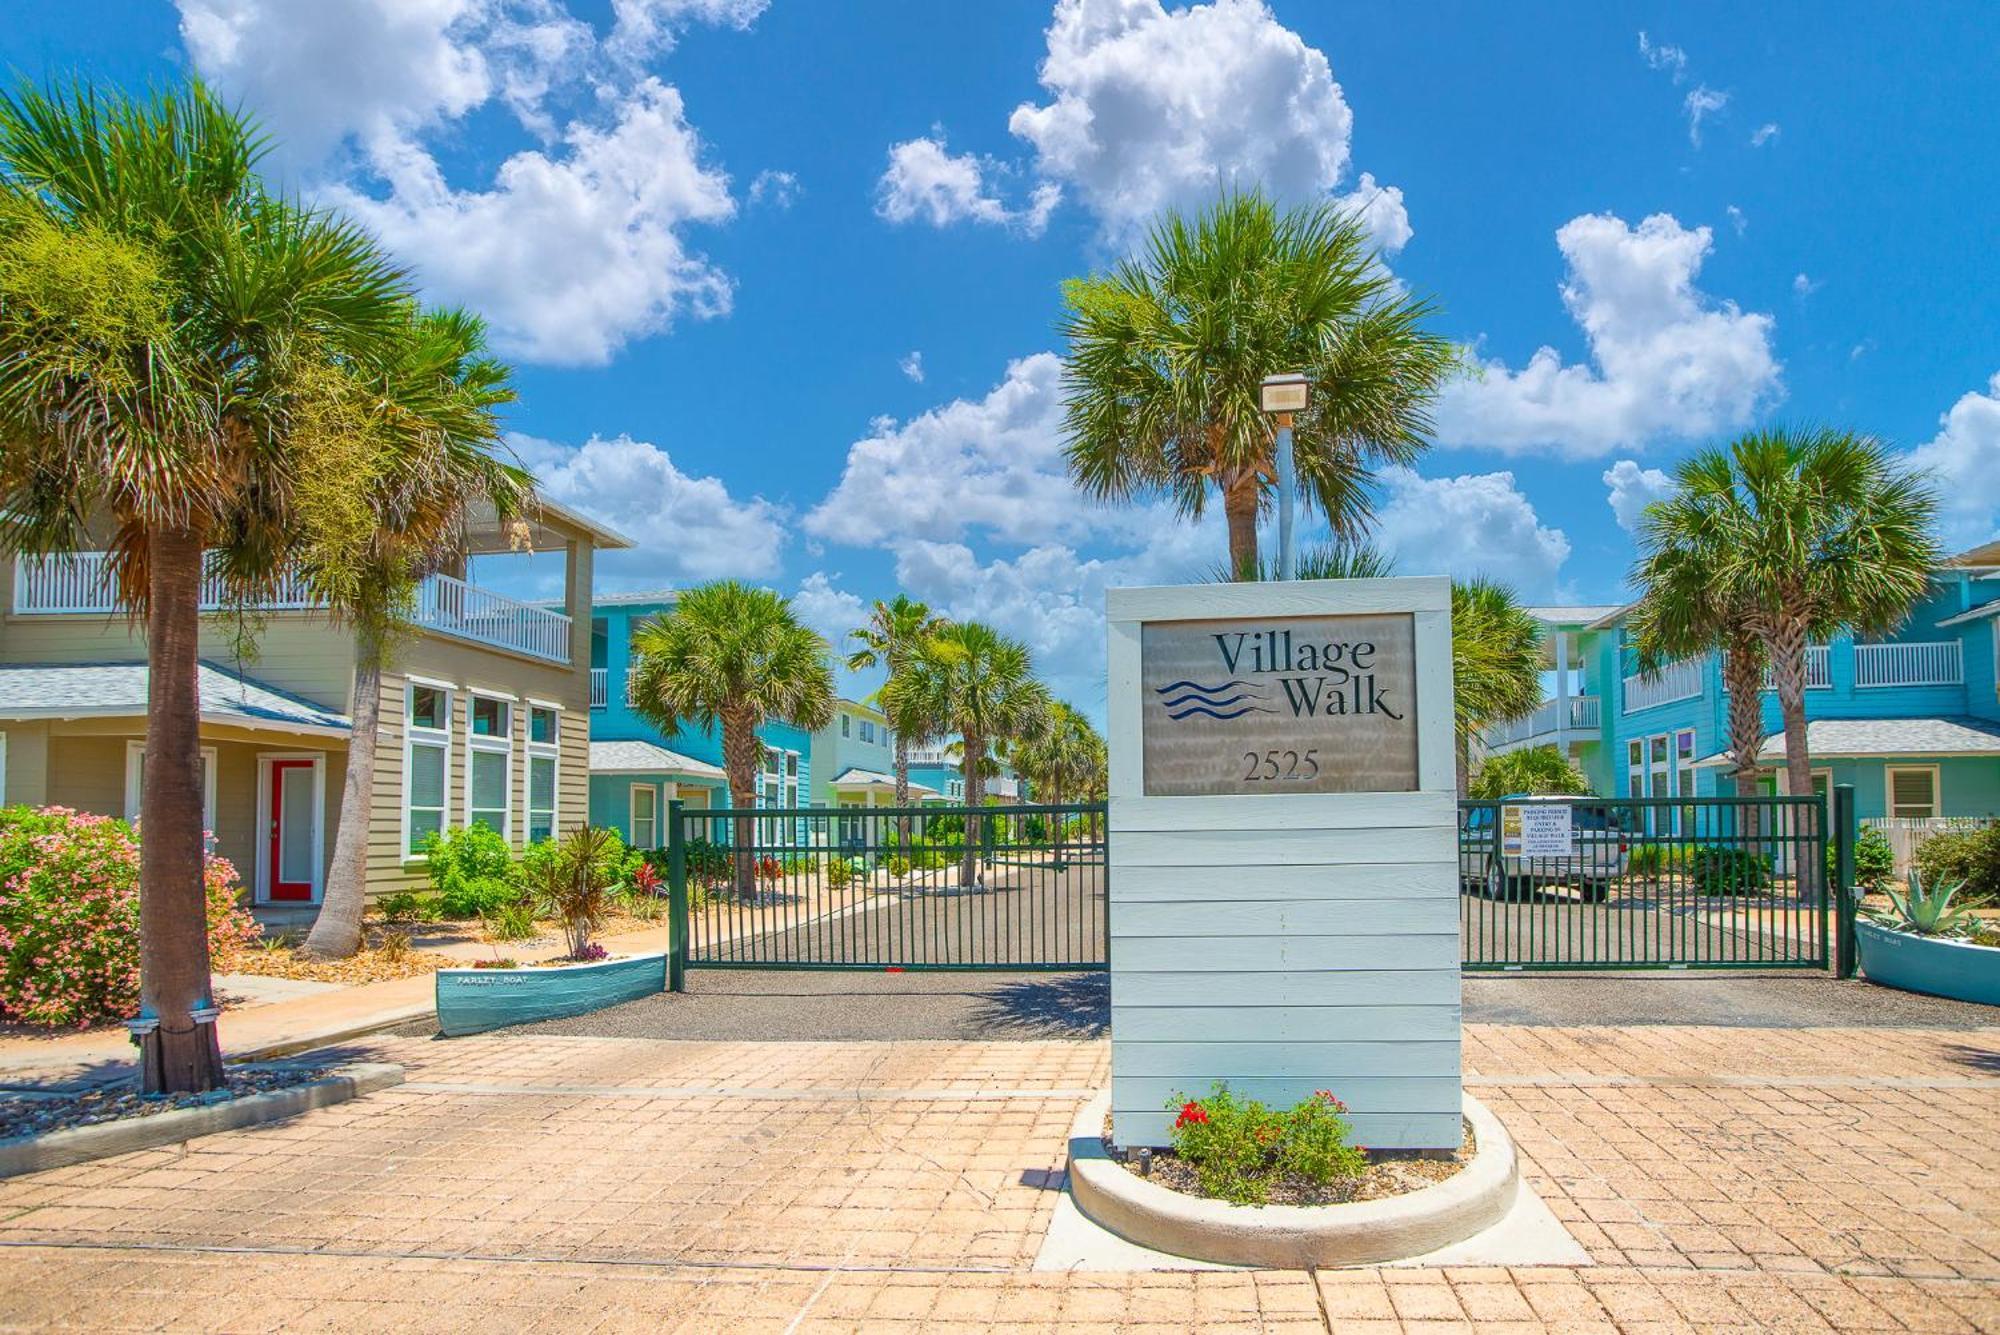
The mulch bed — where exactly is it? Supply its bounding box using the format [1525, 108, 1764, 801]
[221, 939, 455, 985]
[0, 1065, 336, 1142]
[1105, 1120, 1471, 1206]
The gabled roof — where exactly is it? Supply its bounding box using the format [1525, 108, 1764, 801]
[526, 495, 634, 550]
[1692, 716, 2000, 767]
[587, 739, 725, 780]
[1523, 605, 1626, 627]
[1935, 599, 2000, 629]
[0, 661, 349, 736]
[830, 766, 937, 794]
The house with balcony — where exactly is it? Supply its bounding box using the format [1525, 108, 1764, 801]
[583, 592, 811, 851]
[1477, 541, 2000, 820]
[0, 501, 629, 918]
[807, 698, 936, 811]
[906, 744, 1023, 805]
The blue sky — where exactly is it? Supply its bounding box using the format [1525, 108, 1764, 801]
[7, 1, 1997, 711]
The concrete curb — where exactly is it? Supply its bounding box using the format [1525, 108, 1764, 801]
[0, 1062, 404, 1180]
[1066, 1090, 1518, 1268]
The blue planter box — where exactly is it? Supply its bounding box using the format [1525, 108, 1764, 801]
[435, 952, 668, 1037]
[1856, 920, 2000, 1007]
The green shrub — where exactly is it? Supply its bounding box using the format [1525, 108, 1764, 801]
[376, 890, 442, 923]
[1687, 846, 1772, 896]
[1165, 1084, 1366, 1206]
[1912, 824, 2000, 904]
[1827, 825, 1896, 896]
[421, 823, 521, 918]
[0, 805, 260, 1027]
[481, 900, 537, 941]
[885, 855, 912, 877]
[1469, 745, 1593, 800]
[1627, 843, 1691, 876]
[826, 857, 853, 890]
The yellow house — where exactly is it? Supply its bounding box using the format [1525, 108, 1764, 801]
[0, 501, 630, 924]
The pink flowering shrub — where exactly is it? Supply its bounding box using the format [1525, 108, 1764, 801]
[0, 806, 260, 1028]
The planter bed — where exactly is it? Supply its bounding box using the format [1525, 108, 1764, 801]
[1108, 1118, 1469, 1207]
[435, 951, 667, 1037]
[0, 1062, 403, 1179]
[1066, 1092, 1517, 1268]
[1857, 919, 2000, 1006]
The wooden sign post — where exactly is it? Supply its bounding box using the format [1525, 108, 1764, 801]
[1104, 577, 1461, 1148]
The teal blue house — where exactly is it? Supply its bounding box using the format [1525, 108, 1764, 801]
[584, 592, 812, 851]
[1478, 540, 2000, 820]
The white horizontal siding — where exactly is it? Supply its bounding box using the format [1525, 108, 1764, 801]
[1114, 1041, 1460, 1078]
[1113, 899, 1459, 937]
[1116, 1076, 1462, 1113]
[1110, 825, 1455, 866]
[1111, 790, 1456, 832]
[1112, 934, 1460, 972]
[1111, 1005, 1462, 1043]
[1111, 863, 1458, 903]
[1113, 969, 1462, 1008]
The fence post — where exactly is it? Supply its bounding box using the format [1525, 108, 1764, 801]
[1833, 783, 1857, 979]
[667, 798, 688, 993]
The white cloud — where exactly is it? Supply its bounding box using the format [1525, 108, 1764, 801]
[507, 431, 788, 584]
[899, 351, 925, 383]
[1637, 31, 1687, 81]
[1436, 212, 1781, 458]
[746, 168, 799, 209]
[326, 79, 736, 365]
[1005, 0, 1375, 243]
[874, 135, 1059, 235]
[805, 352, 1106, 549]
[1683, 85, 1728, 146]
[1725, 204, 1747, 235]
[1372, 469, 1571, 600]
[1337, 172, 1412, 255]
[608, 0, 767, 61]
[1751, 122, 1781, 147]
[1907, 371, 2000, 550]
[1792, 272, 1821, 298]
[791, 572, 870, 666]
[1602, 459, 1676, 535]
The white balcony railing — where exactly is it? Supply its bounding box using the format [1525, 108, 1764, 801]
[415, 572, 570, 663]
[12, 551, 320, 614]
[1622, 657, 1704, 714]
[1760, 645, 1831, 691]
[590, 668, 608, 708]
[1482, 694, 1602, 750]
[1855, 640, 1962, 688]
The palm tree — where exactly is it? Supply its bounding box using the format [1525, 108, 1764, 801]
[845, 595, 949, 821]
[628, 581, 835, 899]
[1204, 543, 1542, 793]
[1061, 192, 1457, 579]
[0, 81, 410, 1090]
[1006, 700, 1105, 868]
[1642, 431, 1940, 808]
[298, 309, 528, 960]
[884, 622, 1049, 890]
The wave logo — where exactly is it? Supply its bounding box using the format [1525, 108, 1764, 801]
[1154, 679, 1277, 722]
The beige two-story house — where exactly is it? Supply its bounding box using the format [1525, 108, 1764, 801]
[0, 501, 629, 920]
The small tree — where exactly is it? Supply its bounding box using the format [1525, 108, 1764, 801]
[1469, 746, 1592, 800]
[523, 826, 623, 960]
[845, 595, 949, 834]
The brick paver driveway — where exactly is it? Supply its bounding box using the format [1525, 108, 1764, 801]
[2, 1019, 1997, 1331]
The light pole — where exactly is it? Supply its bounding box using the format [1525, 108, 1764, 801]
[1260, 373, 1311, 581]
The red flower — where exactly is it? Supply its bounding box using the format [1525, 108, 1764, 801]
[1314, 1089, 1348, 1112]
[1173, 1100, 1209, 1129]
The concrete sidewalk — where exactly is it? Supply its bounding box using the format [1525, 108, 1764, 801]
[0, 922, 675, 1090]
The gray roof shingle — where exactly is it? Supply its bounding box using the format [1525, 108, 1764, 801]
[0, 661, 349, 733]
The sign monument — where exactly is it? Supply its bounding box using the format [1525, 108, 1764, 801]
[1105, 578, 1461, 1149]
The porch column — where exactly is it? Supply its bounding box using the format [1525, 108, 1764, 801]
[1553, 629, 1572, 754]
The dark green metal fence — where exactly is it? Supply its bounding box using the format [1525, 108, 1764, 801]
[1459, 794, 1836, 971]
[666, 801, 1107, 982]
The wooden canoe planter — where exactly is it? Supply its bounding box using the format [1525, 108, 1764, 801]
[1856, 921, 2000, 1007]
[435, 953, 668, 1037]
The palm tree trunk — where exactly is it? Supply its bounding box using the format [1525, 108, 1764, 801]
[138, 524, 225, 1095]
[1767, 619, 1819, 899]
[301, 635, 383, 960]
[1721, 635, 1767, 847]
[1455, 734, 1470, 798]
[721, 709, 760, 901]
[893, 730, 911, 842]
[1222, 470, 1260, 580]
[960, 731, 984, 890]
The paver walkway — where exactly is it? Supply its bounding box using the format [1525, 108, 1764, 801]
[1, 1022, 1996, 1331]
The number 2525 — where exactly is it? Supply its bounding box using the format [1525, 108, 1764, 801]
[1241, 749, 1320, 781]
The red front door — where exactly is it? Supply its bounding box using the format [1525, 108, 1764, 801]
[268, 760, 317, 902]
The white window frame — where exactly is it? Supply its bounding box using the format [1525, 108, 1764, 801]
[840, 713, 850, 738]
[523, 705, 559, 845]
[402, 682, 453, 860]
[0, 729, 6, 806]
[1885, 764, 1941, 819]
[254, 752, 327, 905]
[464, 692, 513, 837]
[630, 783, 658, 849]
[860, 720, 874, 744]
[124, 740, 217, 833]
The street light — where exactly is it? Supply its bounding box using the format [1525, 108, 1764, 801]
[1260, 373, 1311, 581]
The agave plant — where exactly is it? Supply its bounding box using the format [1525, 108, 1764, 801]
[1870, 870, 1977, 938]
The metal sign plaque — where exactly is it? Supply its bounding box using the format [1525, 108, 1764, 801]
[1140, 612, 1420, 796]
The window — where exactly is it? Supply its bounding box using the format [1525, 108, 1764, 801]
[1674, 729, 1697, 797]
[630, 784, 658, 848]
[1625, 739, 1644, 797]
[526, 706, 558, 844]
[860, 720, 875, 743]
[466, 694, 511, 835]
[125, 741, 219, 834]
[1886, 766, 1939, 819]
[405, 684, 451, 855]
[840, 713, 850, 738]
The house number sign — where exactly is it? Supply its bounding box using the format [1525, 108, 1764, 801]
[1139, 613, 1420, 796]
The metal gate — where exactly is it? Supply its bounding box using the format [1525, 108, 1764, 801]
[1459, 794, 1840, 971]
[665, 801, 1107, 982]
